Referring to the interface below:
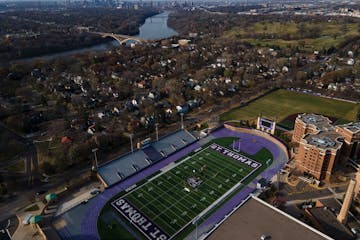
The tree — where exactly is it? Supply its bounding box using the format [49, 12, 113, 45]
[223, 69, 233, 78]
[0, 184, 7, 195]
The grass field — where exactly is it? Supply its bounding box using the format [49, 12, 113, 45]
[223, 21, 360, 52]
[98, 219, 136, 240]
[110, 137, 272, 240]
[221, 89, 359, 128]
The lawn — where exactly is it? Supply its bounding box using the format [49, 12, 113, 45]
[98, 219, 136, 240]
[25, 204, 39, 212]
[110, 137, 272, 240]
[223, 20, 360, 52]
[220, 89, 359, 128]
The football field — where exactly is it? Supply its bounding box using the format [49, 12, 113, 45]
[111, 139, 270, 240]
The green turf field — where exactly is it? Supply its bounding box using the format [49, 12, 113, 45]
[221, 89, 359, 128]
[110, 138, 271, 240]
[223, 20, 360, 52]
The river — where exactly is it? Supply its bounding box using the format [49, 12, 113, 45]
[13, 11, 178, 63]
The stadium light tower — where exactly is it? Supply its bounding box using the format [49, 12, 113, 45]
[129, 134, 134, 153]
[92, 148, 98, 171]
[155, 123, 159, 141]
[180, 113, 184, 130]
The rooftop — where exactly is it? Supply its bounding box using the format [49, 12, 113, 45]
[207, 196, 331, 240]
[298, 113, 334, 132]
[338, 122, 360, 135]
[303, 131, 343, 150]
[308, 207, 354, 240]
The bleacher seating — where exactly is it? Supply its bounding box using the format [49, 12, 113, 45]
[98, 150, 150, 186]
[142, 146, 163, 162]
[152, 130, 196, 156]
[97, 130, 197, 187]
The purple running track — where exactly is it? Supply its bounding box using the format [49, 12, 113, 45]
[77, 128, 287, 240]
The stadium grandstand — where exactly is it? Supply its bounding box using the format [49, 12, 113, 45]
[97, 130, 197, 187]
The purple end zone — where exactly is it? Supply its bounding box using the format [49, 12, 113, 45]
[213, 128, 281, 158]
[112, 198, 169, 240]
[79, 127, 288, 240]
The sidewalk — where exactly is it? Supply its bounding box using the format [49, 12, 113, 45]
[12, 201, 45, 240]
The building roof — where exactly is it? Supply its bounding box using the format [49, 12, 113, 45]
[337, 122, 360, 135]
[297, 113, 334, 132]
[302, 131, 343, 150]
[207, 196, 332, 240]
[307, 207, 354, 240]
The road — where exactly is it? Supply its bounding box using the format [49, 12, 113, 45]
[286, 192, 345, 206]
[0, 122, 38, 181]
[0, 215, 18, 240]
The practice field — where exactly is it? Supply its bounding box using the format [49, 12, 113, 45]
[221, 89, 359, 128]
[111, 138, 271, 240]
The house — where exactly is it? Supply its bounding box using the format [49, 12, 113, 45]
[347, 58, 354, 66]
[176, 104, 189, 114]
[194, 85, 202, 91]
[328, 83, 338, 91]
[87, 125, 96, 135]
[61, 136, 72, 144]
[282, 66, 289, 73]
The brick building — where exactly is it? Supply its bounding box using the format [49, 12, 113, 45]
[335, 122, 360, 163]
[297, 131, 343, 181]
[293, 113, 359, 181]
[292, 113, 333, 143]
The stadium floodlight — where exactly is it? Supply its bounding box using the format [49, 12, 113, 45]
[180, 113, 184, 129]
[129, 134, 134, 153]
[92, 148, 98, 170]
[155, 123, 159, 141]
[124, 132, 134, 152]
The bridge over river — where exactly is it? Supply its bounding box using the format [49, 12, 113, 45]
[90, 32, 147, 45]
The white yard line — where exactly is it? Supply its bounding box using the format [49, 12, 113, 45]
[113, 143, 263, 240]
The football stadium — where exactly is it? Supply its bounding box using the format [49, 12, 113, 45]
[55, 123, 289, 240]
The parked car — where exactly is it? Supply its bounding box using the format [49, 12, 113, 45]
[90, 189, 100, 195]
[35, 190, 46, 196]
